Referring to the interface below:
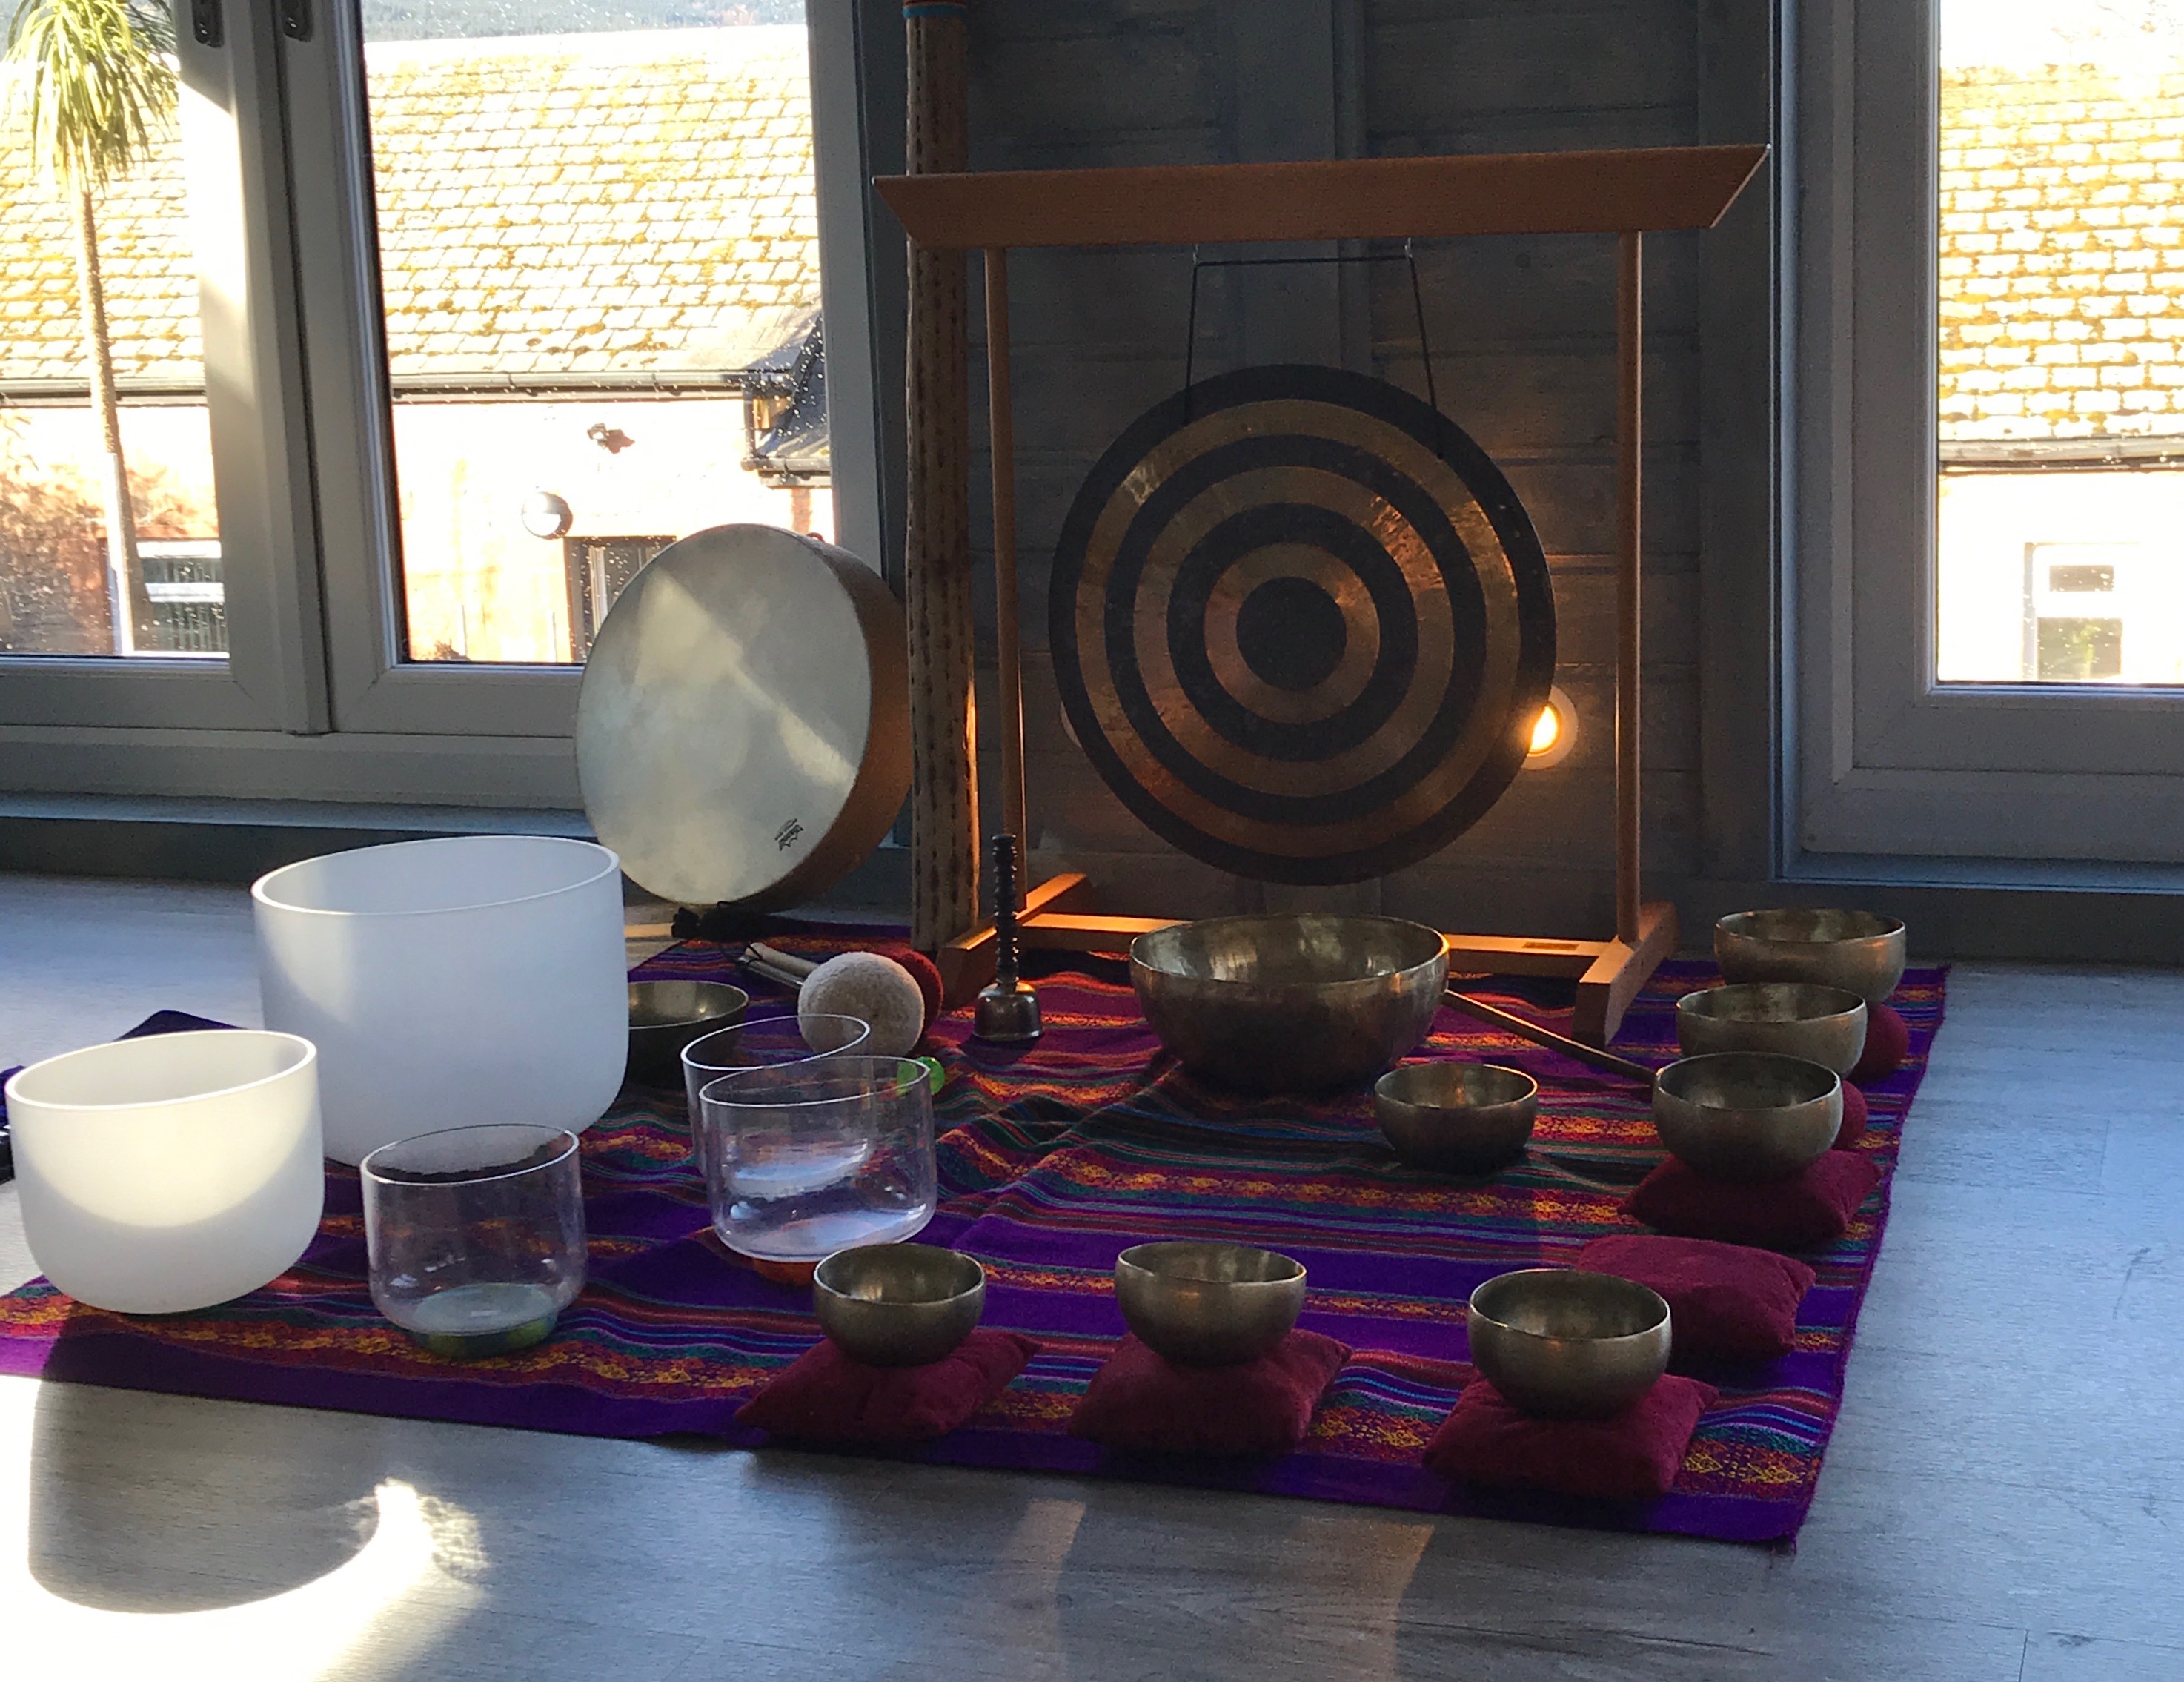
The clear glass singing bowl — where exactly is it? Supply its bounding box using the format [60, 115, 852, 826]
[678, 1011, 872, 1179]
[360, 1122, 588, 1359]
[698, 1056, 935, 1263]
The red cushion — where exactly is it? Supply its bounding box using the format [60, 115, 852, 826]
[1068, 1331, 1351, 1455]
[1834, 1081, 1868, 1150]
[1626, 1152, 1883, 1251]
[1577, 1234, 1816, 1365]
[735, 1329, 1038, 1444]
[1424, 1375, 1718, 1501]
[1850, 1003, 1910, 1083]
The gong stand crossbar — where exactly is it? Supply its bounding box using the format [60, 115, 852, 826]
[876, 144, 1767, 1045]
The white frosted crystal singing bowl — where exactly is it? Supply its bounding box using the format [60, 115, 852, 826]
[5, 1030, 325, 1314]
[253, 835, 628, 1165]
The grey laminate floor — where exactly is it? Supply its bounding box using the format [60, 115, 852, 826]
[1, 872, 2180, 1681]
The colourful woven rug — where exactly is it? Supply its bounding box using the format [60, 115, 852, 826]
[0, 943, 1945, 1545]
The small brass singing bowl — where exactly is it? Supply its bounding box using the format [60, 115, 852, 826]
[628, 981, 749, 1087]
[1467, 1268, 1672, 1420]
[1675, 982, 1868, 1076]
[812, 1244, 986, 1368]
[1653, 1052, 1842, 1182]
[1114, 1240, 1307, 1368]
[1373, 1062, 1539, 1174]
[1714, 908, 1908, 1007]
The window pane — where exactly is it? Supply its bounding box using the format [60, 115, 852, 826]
[359, 4, 829, 666]
[1936, 1, 2184, 685]
[0, 1, 224, 659]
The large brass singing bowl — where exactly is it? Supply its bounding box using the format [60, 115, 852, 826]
[1652, 1052, 1842, 1182]
[813, 1244, 985, 1368]
[1115, 1240, 1307, 1367]
[1467, 1269, 1671, 1420]
[1714, 909, 1907, 1006]
[1374, 1062, 1539, 1173]
[1130, 915, 1450, 1093]
[1675, 983, 1868, 1076]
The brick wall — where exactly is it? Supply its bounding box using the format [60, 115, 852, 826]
[1940, 65, 2184, 442]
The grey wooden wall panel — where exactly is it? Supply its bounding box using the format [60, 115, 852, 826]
[1375, 346, 1702, 455]
[952, 0, 1727, 936]
[1369, 6, 1697, 130]
[1695, 0, 1780, 879]
[1388, 239, 1704, 341]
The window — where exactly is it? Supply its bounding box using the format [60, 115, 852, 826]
[1793, 0, 2184, 868]
[0, 0, 886, 807]
[0, 1, 219, 662]
[1934, 6, 2184, 689]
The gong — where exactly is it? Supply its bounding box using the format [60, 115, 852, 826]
[1049, 363, 1556, 884]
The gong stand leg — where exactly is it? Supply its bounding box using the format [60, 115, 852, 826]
[904, 1, 980, 953]
[1614, 228, 1643, 948]
[983, 245, 1029, 898]
[1568, 228, 1676, 1046]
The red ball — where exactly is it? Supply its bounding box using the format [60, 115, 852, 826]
[1850, 1003, 1910, 1084]
[1833, 1081, 1868, 1150]
[877, 945, 946, 1035]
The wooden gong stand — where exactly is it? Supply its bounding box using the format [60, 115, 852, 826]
[875, 144, 1766, 1045]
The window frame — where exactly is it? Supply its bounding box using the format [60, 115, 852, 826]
[0, 1, 889, 813]
[1792, 0, 2184, 870]
[0, 4, 325, 737]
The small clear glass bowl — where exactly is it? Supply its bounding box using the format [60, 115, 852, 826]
[361, 1123, 586, 1358]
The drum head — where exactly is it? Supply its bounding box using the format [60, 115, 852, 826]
[1049, 365, 1556, 885]
[577, 525, 910, 910]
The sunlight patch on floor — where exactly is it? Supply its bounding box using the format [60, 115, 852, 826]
[0, 1379, 479, 1681]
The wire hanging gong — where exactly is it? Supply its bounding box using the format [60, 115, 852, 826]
[1049, 364, 1556, 885]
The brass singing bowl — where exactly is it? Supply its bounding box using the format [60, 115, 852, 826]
[1114, 1240, 1307, 1367]
[1653, 1052, 1842, 1182]
[627, 981, 749, 1087]
[1675, 983, 1868, 1076]
[1714, 909, 1908, 1007]
[1130, 915, 1450, 1093]
[1374, 1062, 1539, 1173]
[812, 1244, 986, 1368]
[1467, 1269, 1672, 1420]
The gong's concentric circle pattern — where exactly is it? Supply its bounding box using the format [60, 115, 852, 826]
[1050, 364, 1556, 884]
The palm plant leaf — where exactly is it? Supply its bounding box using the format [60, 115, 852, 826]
[2, 0, 177, 190]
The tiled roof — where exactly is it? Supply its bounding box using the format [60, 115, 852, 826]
[1941, 64, 2184, 443]
[0, 26, 819, 387]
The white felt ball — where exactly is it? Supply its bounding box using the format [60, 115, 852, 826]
[800, 950, 927, 1058]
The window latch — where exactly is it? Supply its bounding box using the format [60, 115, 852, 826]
[190, 0, 221, 46]
[279, 0, 312, 41]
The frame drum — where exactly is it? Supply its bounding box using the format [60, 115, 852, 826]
[577, 525, 910, 910]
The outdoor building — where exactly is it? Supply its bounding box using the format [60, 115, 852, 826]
[1937, 49, 2184, 683]
[0, 21, 828, 663]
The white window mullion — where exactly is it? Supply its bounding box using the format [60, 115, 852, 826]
[192, 0, 329, 734]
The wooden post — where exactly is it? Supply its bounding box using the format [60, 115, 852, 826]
[983, 248, 1028, 893]
[903, 1, 979, 952]
[1615, 231, 1642, 947]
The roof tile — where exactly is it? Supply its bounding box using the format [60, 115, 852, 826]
[0, 27, 818, 386]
